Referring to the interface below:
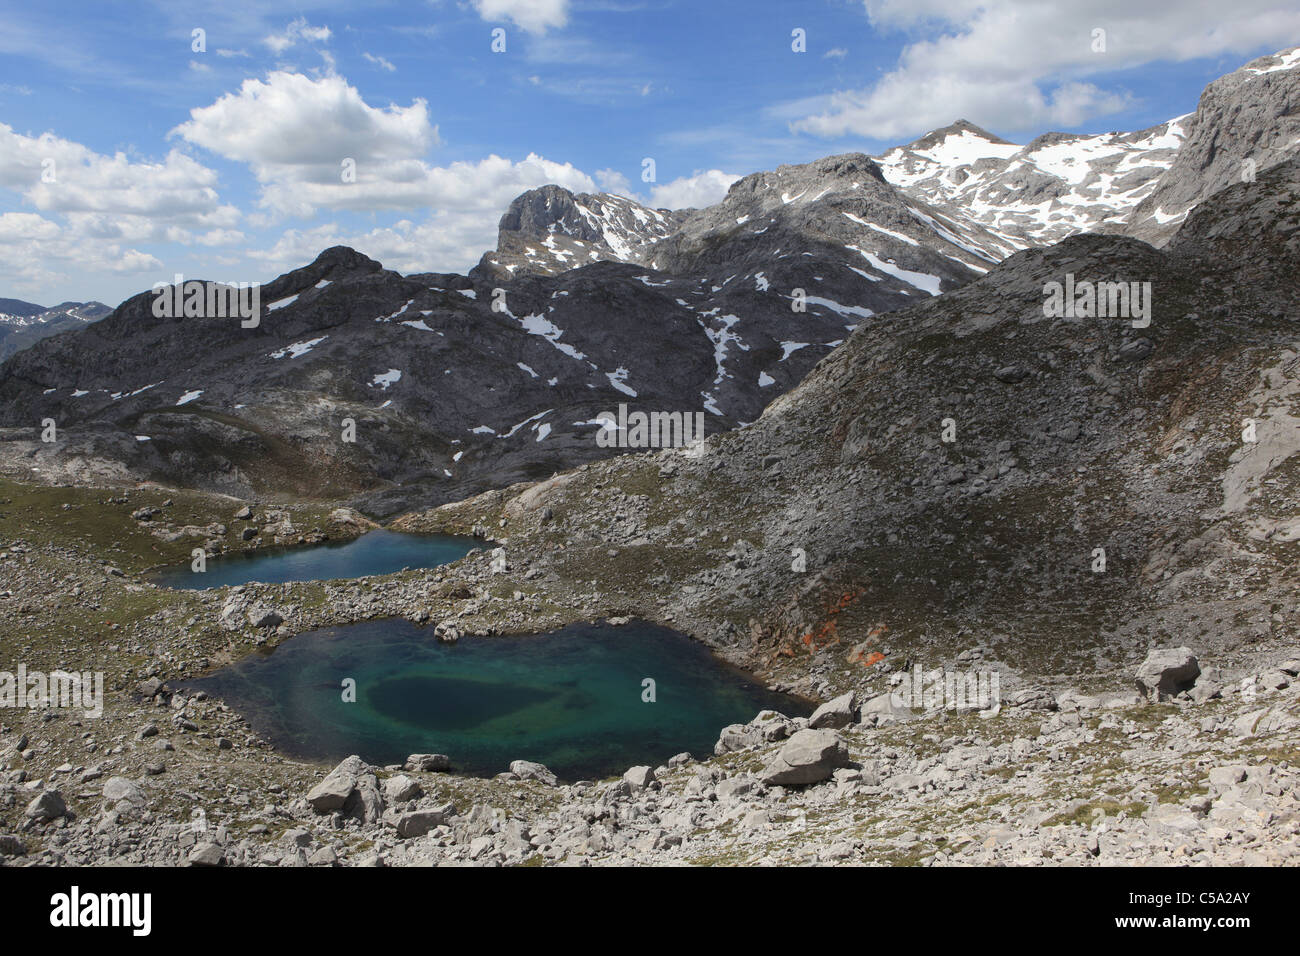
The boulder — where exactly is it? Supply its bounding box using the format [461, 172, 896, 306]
[246, 605, 284, 629]
[859, 692, 913, 725]
[509, 760, 558, 786]
[25, 789, 67, 822]
[751, 710, 797, 741]
[102, 777, 145, 806]
[393, 808, 448, 838]
[760, 729, 850, 786]
[714, 723, 763, 755]
[808, 691, 857, 729]
[306, 756, 364, 813]
[1006, 688, 1057, 712]
[715, 775, 759, 803]
[136, 678, 166, 699]
[404, 753, 451, 772]
[329, 507, 377, 529]
[383, 774, 422, 803]
[187, 842, 224, 866]
[343, 773, 386, 825]
[1135, 647, 1200, 701]
[623, 766, 656, 790]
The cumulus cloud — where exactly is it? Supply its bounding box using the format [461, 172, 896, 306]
[0, 123, 242, 295]
[473, 0, 570, 35]
[243, 152, 603, 272]
[0, 211, 163, 292]
[172, 72, 436, 178]
[649, 169, 741, 210]
[792, 0, 1300, 139]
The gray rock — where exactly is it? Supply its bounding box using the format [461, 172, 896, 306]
[246, 605, 284, 629]
[188, 842, 224, 866]
[0, 834, 26, 856]
[394, 808, 448, 838]
[404, 753, 451, 772]
[306, 756, 363, 813]
[25, 789, 67, 821]
[623, 766, 656, 790]
[860, 692, 913, 725]
[760, 729, 851, 786]
[383, 774, 422, 803]
[808, 691, 858, 729]
[102, 776, 145, 806]
[509, 760, 558, 786]
[1136, 647, 1200, 701]
[714, 723, 763, 755]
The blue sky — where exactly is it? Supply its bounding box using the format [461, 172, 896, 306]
[0, 0, 1296, 305]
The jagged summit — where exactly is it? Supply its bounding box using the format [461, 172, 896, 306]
[472, 186, 685, 281]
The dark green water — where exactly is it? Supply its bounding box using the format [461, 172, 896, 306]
[185, 619, 808, 780]
[151, 528, 479, 590]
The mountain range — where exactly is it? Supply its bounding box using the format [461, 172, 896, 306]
[0, 299, 111, 362]
[0, 45, 1295, 517]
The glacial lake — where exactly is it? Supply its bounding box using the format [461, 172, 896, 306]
[151, 528, 479, 590]
[184, 619, 809, 780]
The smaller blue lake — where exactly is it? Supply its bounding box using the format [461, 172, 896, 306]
[184, 619, 809, 781]
[151, 528, 479, 590]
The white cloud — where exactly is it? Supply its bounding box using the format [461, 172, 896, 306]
[649, 170, 741, 210]
[363, 52, 396, 72]
[594, 167, 636, 197]
[0, 211, 163, 291]
[792, 0, 1300, 138]
[263, 17, 332, 54]
[823, 48, 848, 59]
[473, 0, 570, 35]
[244, 152, 603, 271]
[0, 124, 240, 296]
[0, 123, 238, 227]
[172, 72, 436, 190]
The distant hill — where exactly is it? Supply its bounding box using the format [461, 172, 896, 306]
[0, 300, 112, 361]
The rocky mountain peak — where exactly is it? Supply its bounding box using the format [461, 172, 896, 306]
[901, 119, 1014, 153]
[1118, 45, 1300, 245]
[472, 186, 686, 282]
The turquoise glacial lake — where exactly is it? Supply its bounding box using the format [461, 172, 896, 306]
[151, 528, 479, 589]
[185, 619, 809, 780]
